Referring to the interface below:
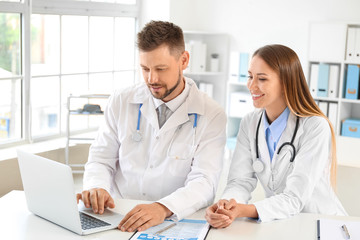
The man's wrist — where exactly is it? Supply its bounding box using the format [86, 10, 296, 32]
[154, 202, 173, 218]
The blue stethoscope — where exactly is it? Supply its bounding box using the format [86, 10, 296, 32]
[252, 111, 300, 173]
[132, 104, 198, 159]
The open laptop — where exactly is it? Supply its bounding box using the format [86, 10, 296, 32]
[17, 150, 124, 235]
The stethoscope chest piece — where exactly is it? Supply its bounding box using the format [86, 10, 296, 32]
[253, 159, 264, 173]
[132, 131, 142, 142]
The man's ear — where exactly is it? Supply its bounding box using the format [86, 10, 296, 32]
[180, 51, 190, 70]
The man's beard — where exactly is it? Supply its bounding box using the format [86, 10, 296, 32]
[148, 69, 182, 100]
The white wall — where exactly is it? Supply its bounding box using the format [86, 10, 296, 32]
[168, 0, 360, 75]
[139, 0, 170, 28]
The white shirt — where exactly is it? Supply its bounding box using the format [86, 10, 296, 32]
[84, 77, 227, 220]
[222, 109, 347, 222]
[153, 80, 190, 127]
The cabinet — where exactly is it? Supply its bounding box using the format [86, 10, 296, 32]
[65, 94, 110, 172]
[226, 52, 254, 150]
[183, 32, 229, 109]
[308, 22, 360, 167]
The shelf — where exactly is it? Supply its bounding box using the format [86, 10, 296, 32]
[68, 137, 95, 141]
[340, 98, 360, 104]
[313, 97, 340, 102]
[68, 94, 110, 99]
[308, 22, 360, 165]
[184, 71, 226, 76]
[66, 94, 109, 169]
[344, 60, 360, 65]
[308, 60, 342, 65]
[228, 81, 247, 86]
[69, 111, 104, 115]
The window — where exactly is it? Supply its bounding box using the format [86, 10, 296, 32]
[0, 12, 22, 143]
[0, 0, 138, 146]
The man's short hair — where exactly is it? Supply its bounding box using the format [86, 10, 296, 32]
[137, 20, 185, 58]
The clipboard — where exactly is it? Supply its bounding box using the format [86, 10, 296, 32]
[317, 218, 360, 239]
[129, 219, 210, 240]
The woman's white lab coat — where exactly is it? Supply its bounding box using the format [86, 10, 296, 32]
[84, 78, 227, 220]
[222, 109, 347, 222]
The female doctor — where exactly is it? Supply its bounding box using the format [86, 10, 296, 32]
[205, 44, 347, 227]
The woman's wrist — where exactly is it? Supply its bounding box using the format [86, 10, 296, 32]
[237, 203, 259, 219]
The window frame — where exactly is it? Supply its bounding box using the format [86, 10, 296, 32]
[0, 0, 140, 148]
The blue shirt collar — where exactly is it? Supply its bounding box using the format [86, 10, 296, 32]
[263, 107, 290, 141]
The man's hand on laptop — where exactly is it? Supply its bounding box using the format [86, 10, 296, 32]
[76, 188, 115, 214]
[118, 203, 173, 232]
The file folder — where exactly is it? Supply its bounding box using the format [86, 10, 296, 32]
[190, 41, 207, 72]
[356, 28, 360, 61]
[239, 53, 249, 83]
[229, 52, 240, 82]
[345, 64, 360, 99]
[346, 27, 356, 61]
[328, 65, 339, 98]
[317, 63, 330, 97]
[309, 64, 319, 98]
[318, 101, 328, 116]
[328, 103, 338, 131]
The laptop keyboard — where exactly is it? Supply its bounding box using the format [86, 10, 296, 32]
[79, 212, 111, 230]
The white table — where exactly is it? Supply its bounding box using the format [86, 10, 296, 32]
[1, 191, 359, 240]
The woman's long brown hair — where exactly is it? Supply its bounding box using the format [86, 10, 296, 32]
[253, 44, 337, 188]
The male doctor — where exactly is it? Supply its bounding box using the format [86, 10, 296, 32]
[77, 21, 227, 232]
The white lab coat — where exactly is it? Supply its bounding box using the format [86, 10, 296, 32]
[222, 109, 347, 222]
[84, 77, 227, 220]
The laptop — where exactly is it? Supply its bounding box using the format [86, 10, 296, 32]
[17, 150, 124, 235]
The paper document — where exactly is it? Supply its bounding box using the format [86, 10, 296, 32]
[317, 218, 360, 239]
[129, 219, 210, 240]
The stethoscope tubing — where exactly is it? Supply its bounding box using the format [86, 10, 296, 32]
[255, 111, 300, 164]
[134, 103, 198, 141]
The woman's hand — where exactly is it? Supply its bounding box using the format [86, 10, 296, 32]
[205, 199, 259, 228]
[205, 199, 237, 228]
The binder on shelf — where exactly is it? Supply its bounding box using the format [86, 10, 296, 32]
[239, 53, 249, 83]
[345, 64, 360, 99]
[346, 27, 356, 61]
[328, 103, 338, 131]
[328, 65, 339, 98]
[199, 82, 214, 98]
[229, 52, 249, 82]
[355, 28, 360, 61]
[318, 101, 328, 116]
[309, 64, 319, 98]
[317, 63, 330, 97]
[186, 41, 207, 73]
[229, 52, 240, 82]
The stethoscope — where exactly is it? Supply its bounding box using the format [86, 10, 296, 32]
[252, 111, 300, 173]
[132, 104, 198, 159]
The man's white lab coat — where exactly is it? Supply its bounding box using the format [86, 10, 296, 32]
[84, 77, 227, 220]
